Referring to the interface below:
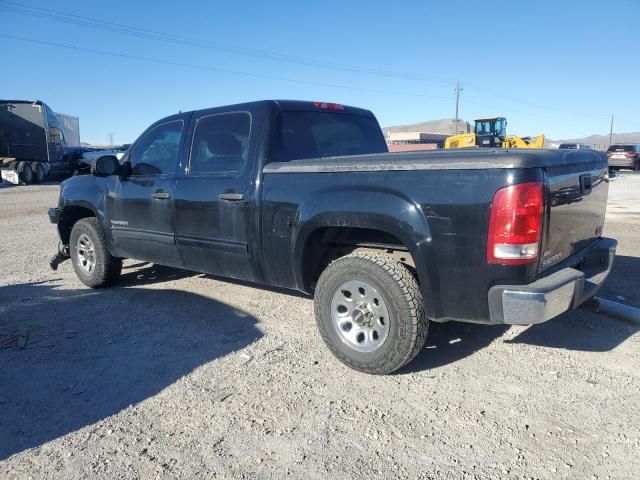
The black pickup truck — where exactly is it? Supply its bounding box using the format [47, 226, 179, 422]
[48, 100, 616, 374]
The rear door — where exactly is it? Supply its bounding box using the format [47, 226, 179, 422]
[107, 118, 186, 266]
[539, 151, 609, 271]
[173, 110, 258, 281]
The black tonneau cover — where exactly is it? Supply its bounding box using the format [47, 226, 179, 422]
[264, 148, 607, 173]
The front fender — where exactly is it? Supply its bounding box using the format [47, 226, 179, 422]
[57, 175, 109, 243]
[292, 185, 440, 318]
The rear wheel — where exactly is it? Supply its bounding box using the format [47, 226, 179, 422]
[17, 162, 33, 185]
[31, 162, 45, 183]
[70, 218, 122, 288]
[314, 252, 428, 374]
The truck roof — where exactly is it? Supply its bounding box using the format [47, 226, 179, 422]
[167, 100, 376, 119]
[0, 99, 45, 105]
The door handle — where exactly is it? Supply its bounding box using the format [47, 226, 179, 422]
[152, 191, 171, 200]
[219, 192, 245, 201]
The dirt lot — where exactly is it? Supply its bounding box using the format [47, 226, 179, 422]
[1, 173, 639, 480]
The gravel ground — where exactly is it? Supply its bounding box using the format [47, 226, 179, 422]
[1, 173, 639, 480]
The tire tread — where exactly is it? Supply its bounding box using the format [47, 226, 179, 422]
[70, 218, 122, 288]
[315, 252, 428, 374]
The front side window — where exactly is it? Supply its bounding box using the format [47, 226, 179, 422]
[130, 121, 183, 175]
[189, 112, 251, 174]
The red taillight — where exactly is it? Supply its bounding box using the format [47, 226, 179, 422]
[313, 102, 344, 111]
[625, 151, 637, 158]
[487, 182, 544, 265]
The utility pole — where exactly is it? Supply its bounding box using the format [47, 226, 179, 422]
[454, 80, 463, 134]
[609, 115, 614, 146]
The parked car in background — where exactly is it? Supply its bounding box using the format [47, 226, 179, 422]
[558, 143, 591, 150]
[607, 144, 640, 171]
[72, 145, 132, 176]
[80, 144, 130, 163]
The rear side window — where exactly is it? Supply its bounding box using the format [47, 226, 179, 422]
[607, 145, 636, 152]
[274, 111, 387, 162]
[189, 112, 250, 174]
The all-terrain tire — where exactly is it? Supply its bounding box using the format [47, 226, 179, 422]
[17, 161, 33, 185]
[70, 218, 122, 288]
[314, 252, 428, 375]
[31, 162, 45, 183]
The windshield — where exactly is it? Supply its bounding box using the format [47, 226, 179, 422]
[559, 144, 577, 149]
[475, 118, 506, 138]
[274, 111, 387, 162]
[475, 120, 493, 136]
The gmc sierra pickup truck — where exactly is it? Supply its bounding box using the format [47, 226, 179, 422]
[48, 100, 616, 374]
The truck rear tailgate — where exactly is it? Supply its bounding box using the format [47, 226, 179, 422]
[539, 150, 609, 272]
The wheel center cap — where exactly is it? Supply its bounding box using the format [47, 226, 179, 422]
[352, 306, 372, 327]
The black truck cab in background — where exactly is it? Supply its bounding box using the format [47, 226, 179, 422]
[49, 100, 616, 374]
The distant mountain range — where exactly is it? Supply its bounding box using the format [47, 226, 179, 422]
[545, 132, 640, 149]
[383, 118, 640, 149]
[382, 118, 469, 137]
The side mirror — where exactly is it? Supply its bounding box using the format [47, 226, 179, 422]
[92, 155, 120, 177]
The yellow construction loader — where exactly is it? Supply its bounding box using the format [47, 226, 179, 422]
[445, 117, 545, 149]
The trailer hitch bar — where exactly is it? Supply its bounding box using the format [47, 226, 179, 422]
[49, 243, 70, 271]
[583, 296, 640, 325]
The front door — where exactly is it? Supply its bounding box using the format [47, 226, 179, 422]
[107, 119, 185, 266]
[173, 110, 257, 281]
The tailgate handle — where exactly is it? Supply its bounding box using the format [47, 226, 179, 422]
[219, 192, 244, 201]
[580, 174, 592, 195]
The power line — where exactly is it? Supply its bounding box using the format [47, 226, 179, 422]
[0, 0, 456, 85]
[0, 34, 451, 100]
[464, 84, 611, 118]
[0, 0, 628, 122]
[454, 81, 463, 133]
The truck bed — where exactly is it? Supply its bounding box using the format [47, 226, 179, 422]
[262, 147, 609, 323]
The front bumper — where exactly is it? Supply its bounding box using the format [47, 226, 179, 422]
[488, 237, 617, 325]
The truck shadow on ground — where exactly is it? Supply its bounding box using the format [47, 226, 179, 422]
[118, 263, 198, 287]
[0, 281, 262, 461]
[402, 254, 640, 373]
[507, 254, 640, 351]
[399, 322, 509, 373]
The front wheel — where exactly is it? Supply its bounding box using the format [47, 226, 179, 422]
[70, 218, 122, 288]
[314, 252, 428, 374]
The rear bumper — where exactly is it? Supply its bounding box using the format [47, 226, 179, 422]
[608, 159, 636, 168]
[488, 237, 617, 325]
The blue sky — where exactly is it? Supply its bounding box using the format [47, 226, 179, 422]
[1, 0, 638, 145]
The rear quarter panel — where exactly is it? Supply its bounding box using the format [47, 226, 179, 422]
[261, 167, 543, 322]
